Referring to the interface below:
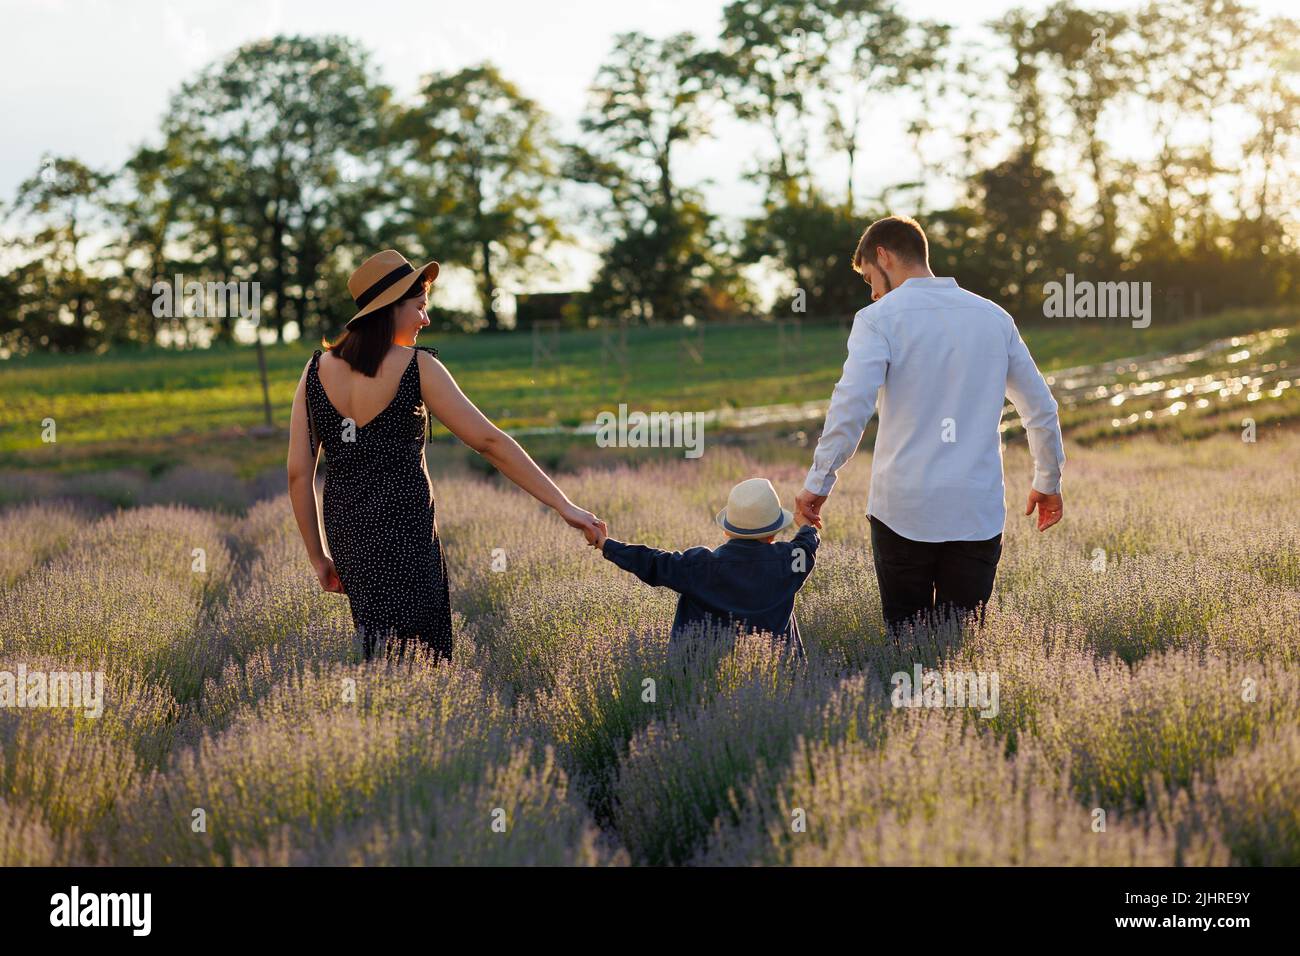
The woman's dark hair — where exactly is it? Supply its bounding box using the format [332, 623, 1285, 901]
[323, 278, 430, 377]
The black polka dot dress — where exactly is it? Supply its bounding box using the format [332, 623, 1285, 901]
[305, 346, 453, 661]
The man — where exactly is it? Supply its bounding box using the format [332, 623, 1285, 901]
[794, 215, 1065, 630]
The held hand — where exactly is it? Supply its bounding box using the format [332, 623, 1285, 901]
[1025, 489, 1063, 532]
[794, 489, 828, 530]
[560, 503, 608, 548]
[314, 557, 345, 593]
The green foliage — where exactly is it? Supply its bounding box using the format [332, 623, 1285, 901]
[4, 3, 1299, 348]
[0, 307, 1293, 474]
[392, 64, 566, 330]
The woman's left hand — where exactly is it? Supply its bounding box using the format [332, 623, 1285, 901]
[560, 504, 607, 548]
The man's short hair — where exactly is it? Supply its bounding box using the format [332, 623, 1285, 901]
[852, 216, 929, 273]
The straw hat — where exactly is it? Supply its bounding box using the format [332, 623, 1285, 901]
[345, 250, 440, 329]
[715, 478, 794, 539]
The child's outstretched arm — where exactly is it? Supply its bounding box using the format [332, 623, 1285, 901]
[600, 532, 708, 594]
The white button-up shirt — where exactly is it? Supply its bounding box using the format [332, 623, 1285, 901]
[804, 276, 1065, 542]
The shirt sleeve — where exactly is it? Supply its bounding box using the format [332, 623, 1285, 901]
[1005, 324, 1066, 495]
[789, 525, 819, 582]
[600, 539, 704, 594]
[804, 310, 890, 497]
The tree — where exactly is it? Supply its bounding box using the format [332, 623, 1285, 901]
[741, 196, 868, 319]
[1018, 2, 1133, 270]
[161, 35, 389, 341]
[821, 0, 949, 216]
[571, 32, 740, 322]
[973, 146, 1072, 316]
[711, 0, 831, 203]
[102, 144, 182, 344]
[1, 156, 124, 353]
[712, 0, 947, 314]
[392, 64, 564, 331]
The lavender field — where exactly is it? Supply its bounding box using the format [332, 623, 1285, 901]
[1, 431, 1298, 867]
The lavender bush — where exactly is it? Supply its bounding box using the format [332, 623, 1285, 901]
[0, 430, 1296, 865]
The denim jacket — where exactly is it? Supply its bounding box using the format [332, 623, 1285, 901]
[601, 525, 819, 654]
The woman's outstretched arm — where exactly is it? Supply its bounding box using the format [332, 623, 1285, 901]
[287, 361, 343, 592]
[416, 350, 606, 543]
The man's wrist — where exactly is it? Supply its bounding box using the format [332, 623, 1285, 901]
[803, 475, 833, 497]
[1032, 474, 1061, 496]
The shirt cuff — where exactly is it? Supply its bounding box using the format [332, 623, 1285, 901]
[803, 471, 835, 497]
[1032, 472, 1061, 495]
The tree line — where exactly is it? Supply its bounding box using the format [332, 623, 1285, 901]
[1, 0, 1297, 354]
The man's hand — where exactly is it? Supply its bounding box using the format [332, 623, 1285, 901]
[1025, 489, 1063, 532]
[794, 489, 828, 529]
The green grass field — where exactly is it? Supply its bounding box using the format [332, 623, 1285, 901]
[1, 307, 1295, 476]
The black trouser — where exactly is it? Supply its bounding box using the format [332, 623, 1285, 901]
[868, 515, 1002, 629]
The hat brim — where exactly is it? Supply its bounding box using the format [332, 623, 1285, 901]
[345, 260, 440, 329]
[715, 507, 795, 539]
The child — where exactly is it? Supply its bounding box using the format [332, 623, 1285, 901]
[592, 477, 819, 656]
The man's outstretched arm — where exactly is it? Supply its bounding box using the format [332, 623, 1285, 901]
[1005, 327, 1065, 531]
[798, 311, 890, 526]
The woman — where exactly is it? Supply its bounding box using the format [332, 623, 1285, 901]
[287, 250, 606, 660]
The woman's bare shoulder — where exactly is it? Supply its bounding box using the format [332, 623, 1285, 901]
[414, 346, 445, 372]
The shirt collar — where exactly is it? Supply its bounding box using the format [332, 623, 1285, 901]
[900, 276, 957, 288]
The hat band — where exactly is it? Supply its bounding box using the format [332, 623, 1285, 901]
[722, 512, 786, 535]
[354, 263, 416, 310]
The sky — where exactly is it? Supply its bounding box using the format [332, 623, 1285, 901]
[2, 0, 979, 206]
[2, 0, 1294, 313]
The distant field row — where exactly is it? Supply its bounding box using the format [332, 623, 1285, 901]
[0, 308, 1294, 472]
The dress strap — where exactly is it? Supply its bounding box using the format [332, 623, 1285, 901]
[306, 349, 322, 457]
[412, 346, 439, 444]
